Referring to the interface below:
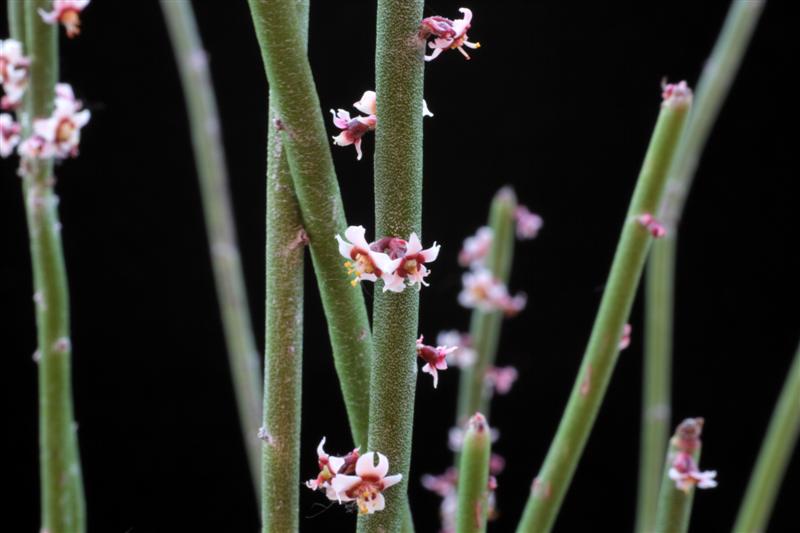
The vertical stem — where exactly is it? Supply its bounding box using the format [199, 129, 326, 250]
[21, 1, 86, 531]
[247, 0, 372, 449]
[358, 1, 425, 532]
[456, 413, 492, 533]
[733, 342, 800, 533]
[456, 187, 517, 425]
[160, 0, 263, 493]
[637, 4, 763, 529]
[654, 419, 705, 533]
[515, 88, 692, 533]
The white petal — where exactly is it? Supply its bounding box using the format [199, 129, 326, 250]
[382, 473, 402, 490]
[328, 456, 345, 474]
[365, 492, 386, 513]
[330, 474, 361, 502]
[356, 452, 389, 479]
[381, 272, 406, 293]
[335, 234, 354, 259]
[406, 233, 422, 255]
[353, 90, 377, 115]
[371, 252, 401, 276]
[422, 99, 434, 118]
[316, 437, 328, 459]
[421, 242, 440, 262]
[344, 225, 370, 250]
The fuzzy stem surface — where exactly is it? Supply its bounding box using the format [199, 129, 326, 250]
[456, 413, 492, 533]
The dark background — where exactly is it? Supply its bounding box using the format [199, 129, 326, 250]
[2, 1, 798, 531]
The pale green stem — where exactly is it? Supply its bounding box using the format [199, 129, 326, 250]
[247, 0, 372, 449]
[733, 341, 800, 533]
[515, 90, 692, 533]
[456, 413, 492, 533]
[19, 1, 86, 531]
[356, 2, 424, 532]
[654, 418, 705, 533]
[160, 0, 263, 494]
[456, 187, 517, 426]
[637, 4, 764, 530]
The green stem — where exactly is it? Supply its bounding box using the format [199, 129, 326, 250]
[637, 4, 763, 529]
[654, 418, 705, 533]
[247, 0, 372, 449]
[160, 0, 263, 494]
[357, 2, 425, 532]
[636, 235, 676, 533]
[456, 187, 517, 425]
[456, 413, 492, 533]
[20, 1, 86, 531]
[733, 341, 800, 533]
[515, 88, 692, 533]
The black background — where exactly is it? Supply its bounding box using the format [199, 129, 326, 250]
[1, 1, 798, 532]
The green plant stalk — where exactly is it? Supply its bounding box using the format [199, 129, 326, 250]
[356, 2, 425, 532]
[247, 0, 372, 448]
[654, 419, 704, 533]
[456, 413, 492, 533]
[733, 342, 800, 533]
[456, 187, 517, 425]
[636, 235, 676, 533]
[160, 0, 263, 494]
[515, 91, 692, 533]
[20, 1, 86, 531]
[637, 4, 763, 530]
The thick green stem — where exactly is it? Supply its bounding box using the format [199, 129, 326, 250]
[19, 1, 86, 531]
[637, 5, 763, 530]
[356, 2, 425, 532]
[456, 413, 492, 533]
[733, 341, 800, 533]
[654, 418, 706, 533]
[515, 88, 692, 533]
[456, 187, 517, 425]
[247, 0, 372, 449]
[160, 0, 263, 494]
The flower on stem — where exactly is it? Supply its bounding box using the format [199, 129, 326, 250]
[329, 452, 403, 515]
[22, 83, 90, 159]
[458, 268, 527, 316]
[515, 205, 543, 240]
[417, 335, 457, 389]
[636, 212, 667, 238]
[305, 437, 359, 501]
[0, 39, 30, 109]
[436, 330, 476, 368]
[378, 232, 441, 292]
[336, 225, 400, 287]
[458, 226, 492, 268]
[1, 113, 21, 157]
[423, 8, 481, 62]
[38, 0, 91, 38]
[667, 417, 718, 493]
[618, 323, 632, 350]
[661, 80, 693, 110]
[485, 365, 518, 395]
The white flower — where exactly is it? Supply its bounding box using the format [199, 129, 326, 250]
[424, 8, 481, 62]
[305, 437, 359, 501]
[459, 268, 526, 316]
[515, 205, 543, 240]
[0, 39, 30, 109]
[329, 452, 403, 515]
[668, 451, 717, 493]
[28, 83, 90, 159]
[336, 225, 400, 286]
[380, 232, 441, 292]
[459, 226, 493, 268]
[485, 365, 518, 395]
[0, 113, 21, 157]
[416, 335, 457, 389]
[38, 0, 91, 38]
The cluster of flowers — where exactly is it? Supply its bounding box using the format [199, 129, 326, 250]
[305, 438, 402, 515]
[336, 225, 440, 292]
[420, 8, 481, 62]
[668, 418, 718, 493]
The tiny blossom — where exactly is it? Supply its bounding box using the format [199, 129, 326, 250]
[436, 330, 476, 368]
[515, 205, 543, 240]
[485, 365, 518, 395]
[305, 437, 359, 501]
[424, 8, 481, 62]
[330, 452, 403, 515]
[377, 232, 441, 292]
[636, 213, 667, 238]
[458, 226, 493, 268]
[24, 83, 90, 159]
[38, 0, 91, 38]
[0, 39, 30, 109]
[661, 80, 693, 108]
[336, 225, 400, 287]
[458, 268, 527, 316]
[669, 451, 718, 493]
[1, 113, 21, 157]
[416, 335, 457, 389]
[619, 323, 632, 350]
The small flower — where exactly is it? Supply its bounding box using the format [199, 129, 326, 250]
[424, 8, 481, 62]
[38, 0, 91, 38]
[661, 80, 693, 109]
[668, 451, 718, 493]
[330, 108, 376, 161]
[305, 437, 359, 501]
[0, 39, 30, 109]
[619, 323, 632, 350]
[458, 226, 493, 268]
[458, 268, 527, 316]
[335, 225, 400, 287]
[417, 335, 457, 389]
[1, 113, 21, 157]
[379, 233, 441, 292]
[330, 452, 403, 515]
[485, 365, 518, 395]
[27, 83, 90, 159]
[421, 467, 458, 498]
[436, 330, 476, 368]
[515, 205, 543, 240]
[636, 213, 667, 238]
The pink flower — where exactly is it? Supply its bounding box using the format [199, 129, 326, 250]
[668, 451, 718, 493]
[336, 225, 400, 287]
[436, 330, 476, 368]
[662, 80, 693, 109]
[421, 467, 458, 498]
[305, 437, 359, 501]
[458, 226, 493, 268]
[27, 83, 90, 159]
[0, 113, 21, 157]
[0, 39, 30, 109]
[379, 233, 441, 292]
[636, 213, 667, 238]
[458, 268, 527, 316]
[38, 0, 90, 38]
[485, 365, 518, 395]
[331, 108, 376, 161]
[330, 452, 403, 515]
[417, 335, 457, 388]
[424, 8, 481, 62]
[515, 205, 543, 240]
[619, 323, 632, 350]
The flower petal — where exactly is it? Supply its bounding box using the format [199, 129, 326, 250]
[344, 225, 369, 250]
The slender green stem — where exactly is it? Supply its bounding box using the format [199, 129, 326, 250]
[733, 341, 800, 533]
[654, 418, 706, 533]
[636, 235, 676, 533]
[160, 0, 263, 494]
[637, 4, 763, 529]
[247, 0, 372, 449]
[356, 2, 425, 532]
[456, 187, 517, 425]
[515, 88, 692, 533]
[20, 1, 86, 531]
[456, 413, 492, 533]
